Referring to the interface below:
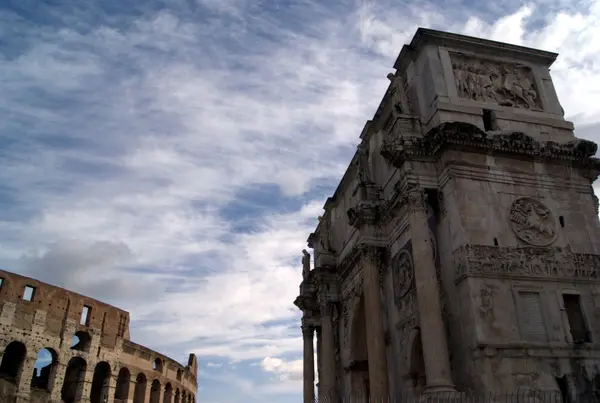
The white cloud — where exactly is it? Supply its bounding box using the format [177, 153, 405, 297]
[2, 0, 600, 401]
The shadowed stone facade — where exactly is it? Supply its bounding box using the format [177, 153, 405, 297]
[294, 28, 600, 402]
[0, 270, 198, 403]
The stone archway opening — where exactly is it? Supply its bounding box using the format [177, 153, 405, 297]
[133, 373, 147, 403]
[90, 361, 111, 403]
[70, 331, 92, 353]
[408, 328, 426, 395]
[150, 379, 161, 403]
[114, 367, 131, 402]
[61, 357, 87, 403]
[349, 294, 370, 400]
[0, 341, 27, 383]
[164, 382, 173, 403]
[31, 347, 58, 391]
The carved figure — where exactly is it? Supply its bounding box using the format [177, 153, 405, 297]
[318, 215, 334, 252]
[451, 55, 540, 110]
[509, 197, 557, 246]
[302, 249, 311, 279]
[356, 143, 372, 184]
[387, 73, 404, 115]
[479, 283, 500, 333]
[393, 250, 414, 301]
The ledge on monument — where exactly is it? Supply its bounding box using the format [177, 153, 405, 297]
[393, 28, 558, 72]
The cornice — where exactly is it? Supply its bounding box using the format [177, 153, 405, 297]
[380, 122, 600, 182]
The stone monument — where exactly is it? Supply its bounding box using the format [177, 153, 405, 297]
[294, 28, 600, 403]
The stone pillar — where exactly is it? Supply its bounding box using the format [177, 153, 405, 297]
[302, 323, 315, 403]
[105, 374, 117, 403]
[127, 379, 137, 403]
[361, 248, 390, 402]
[318, 302, 337, 403]
[144, 383, 152, 403]
[15, 354, 37, 402]
[407, 187, 454, 392]
[49, 362, 69, 403]
[80, 368, 95, 402]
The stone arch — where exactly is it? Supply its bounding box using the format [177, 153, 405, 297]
[348, 294, 369, 399]
[90, 361, 111, 403]
[153, 357, 163, 372]
[150, 379, 161, 403]
[31, 347, 58, 391]
[164, 382, 173, 403]
[176, 368, 182, 381]
[61, 356, 87, 403]
[407, 327, 426, 394]
[133, 373, 147, 403]
[174, 388, 180, 403]
[182, 390, 187, 403]
[0, 341, 27, 382]
[114, 367, 131, 401]
[70, 331, 92, 352]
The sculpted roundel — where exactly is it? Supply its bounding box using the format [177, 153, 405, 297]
[393, 250, 414, 300]
[509, 197, 557, 246]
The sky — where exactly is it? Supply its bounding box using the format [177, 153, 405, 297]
[1, 0, 600, 402]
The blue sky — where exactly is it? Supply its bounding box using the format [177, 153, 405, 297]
[2, 0, 600, 402]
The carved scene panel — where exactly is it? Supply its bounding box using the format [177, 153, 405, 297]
[450, 53, 542, 110]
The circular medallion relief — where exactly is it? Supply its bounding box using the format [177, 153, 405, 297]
[393, 250, 414, 300]
[508, 197, 557, 246]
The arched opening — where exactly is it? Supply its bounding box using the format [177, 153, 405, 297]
[349, 295, 369, 400]
[133, 373, 147, 403]
[408, 328, 426, 395]
[150, 379, 161, 403]
[181, 391, 186, 403]
[31, 347, 58, 391]
[153, 357, 163, 372]
[90, 361, 111, 403]
[164, 382, 173, 403]
[0, 341, 27, 383]
[61, 357, 87, 403]
[114, 367, 131, 402]
[174, 388, 180, 403]
[176, 368, 182, 381]
[70, 331, 92, 352]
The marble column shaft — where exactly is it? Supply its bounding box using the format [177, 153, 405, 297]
[302, 324, 315, 403]
[407, 188, 454, 392]
[362, 249, 390, 402]
[318, 302, 337, 402]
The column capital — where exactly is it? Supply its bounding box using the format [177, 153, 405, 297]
[301, 323, 314, 337]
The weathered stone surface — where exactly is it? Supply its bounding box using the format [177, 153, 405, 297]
[0, 269, 197, 403]
[295, 28, 600, 402]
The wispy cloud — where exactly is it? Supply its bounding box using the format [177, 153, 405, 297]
[2, 0, 600, 401]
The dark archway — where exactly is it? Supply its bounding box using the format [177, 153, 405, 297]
[133, 373, 147, 403]
[31, 347, 58, 391]
[0, 341, 27, 382]
[70, 331, 92, 352]
[90, 361, 111, 403]
[61, 357, 87, 403]
[164, 382, 173, 403]
[408, 328, 426, 395]
[174, 388, 180, 403]
[349, 295, 369, 400]
[176, 368, 182, 381]
[114, 367, 131, 402]
[150, 379, 161, 403]
[153, 358, 163, 372]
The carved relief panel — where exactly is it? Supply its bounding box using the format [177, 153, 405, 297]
[509, 197, 557, 246]
[450, 53, 542, 110]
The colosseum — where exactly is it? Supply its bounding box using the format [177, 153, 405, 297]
[0, 269, 198, 403]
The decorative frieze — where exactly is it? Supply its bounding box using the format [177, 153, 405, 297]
[450, 53, 541, 110]
[454, 245, 600, 283]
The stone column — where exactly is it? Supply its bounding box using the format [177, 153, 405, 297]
[15, 354, 37, 401]
[361, 248, 390, 402]
[318, 302, 337, 403]
[407, 187, 454, 392]
[49, 362, 69, 402]
[144, 382, 153, 403]
[105, 374, 117, 403]
[127, 379, 137, 403]
[80, 368, 95, 402]
[302, 323, 315, 403]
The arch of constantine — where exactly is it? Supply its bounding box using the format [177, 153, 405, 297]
[0, 269, 198, 403]
[295, 28, 600, 402]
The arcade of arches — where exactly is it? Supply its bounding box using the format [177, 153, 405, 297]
[0, 340, 197, 403]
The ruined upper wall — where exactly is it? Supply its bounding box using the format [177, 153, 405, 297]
[0, 269, 130, 346]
